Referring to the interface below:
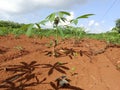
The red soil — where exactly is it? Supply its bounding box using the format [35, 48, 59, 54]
[0, 35, 120, 90]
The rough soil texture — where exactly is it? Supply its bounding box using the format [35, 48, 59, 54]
[0, 35, 120, 90]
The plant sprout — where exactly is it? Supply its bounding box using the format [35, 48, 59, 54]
[45, 11, 71, 56]
[70, 14, 94, 45]
[70, 67, 78, 76]
[14, 46, 23, 51]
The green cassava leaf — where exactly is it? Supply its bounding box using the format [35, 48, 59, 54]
[58, 27, 64, 37]
[26, 24, 34, 37]
[70, 19, 78, 25]
[59, 11, 71, 16]
[60, 17, 67, 22]
[39, 20, 48, 25]
[76, 14, 94, 19]
[35, 20, 48, 29]
[46, 13, 56, 22]
[58, 12, 64, 17]
[35, 23, 41, 29]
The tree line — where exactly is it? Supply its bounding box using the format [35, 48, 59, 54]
[0, 20, 24, 28]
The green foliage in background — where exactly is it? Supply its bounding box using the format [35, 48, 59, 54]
[0, 11, 119, 45]
[86, 32, 120, 44]
[111, 19, 120, 33]
[0, 20, 24, 28]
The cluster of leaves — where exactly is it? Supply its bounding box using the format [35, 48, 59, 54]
[44, 11, 94, 39]
[86, 32, 120, 44]
[45, 11, 71, 27]
[0, 20, 24, 28]
[111, 19, 120, 33]
[0, 20, 28, 36]
[0, 27, 11, 36]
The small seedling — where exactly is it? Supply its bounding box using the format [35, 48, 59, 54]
[70, 67, 78, 76]
[57, 62, 63, 65]
[116, 64, 120, 70]
[71, 67, 76, 71]
[14, 46, 23, 51]
[73, 52, 78, 57]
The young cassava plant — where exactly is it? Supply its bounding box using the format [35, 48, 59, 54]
[45, 11, 71, 56]
[70, 14, 94, 45]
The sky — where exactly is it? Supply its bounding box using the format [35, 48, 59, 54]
[0, 0, 120, 33]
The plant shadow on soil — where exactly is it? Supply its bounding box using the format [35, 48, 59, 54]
[41, 62, 69, 76]
[44, 48, 81, 58]
[0, 61, 73, 90]
[44, 47, 93, 62]
[0, 61, 47, 90]
[0, 46, 9, 54]
[0, 48, 30, 64]
[49, 82, 84, 90]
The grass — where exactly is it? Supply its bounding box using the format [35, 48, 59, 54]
[0, 26, 120, 44]
[86, 32, 120, 44]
